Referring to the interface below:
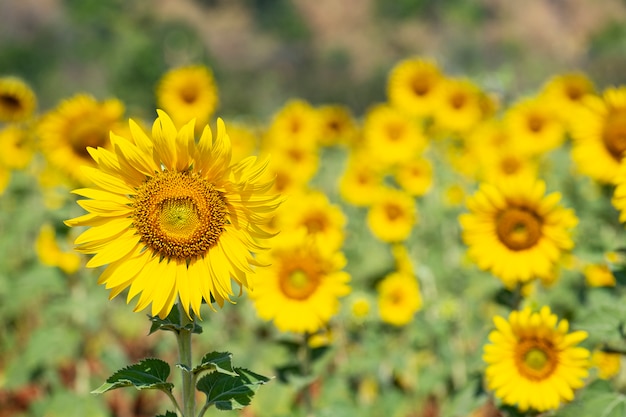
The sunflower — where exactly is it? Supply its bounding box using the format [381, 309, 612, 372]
[248, 230, 351, 334]
[0, 166, 10, 195]
[38, 94, 125, 186]
[387, 57, 444, 118]
[377, 271, 422, 327]
[317, 104, 358, 147]
[0, 125, 35, 170]
[36, 224, 81, 275]
[432, 77, 485, 135]
[156, 65, 219, 131]
[367, 188, 417, 243]
[459, 178, 578, 287]
[591, 350, 621, 380]
[572, 87, 626, 183]
[505, 96, 565, 156]
[583, 263, 616, 287]
[0, 76, 37, 122]
[394, 156, 433, 197]
[65, 111, 280, 319]
[265, 99, 321, 149]
[478, 148, 539, 184]
[540, 72, 595, 129]
[223, 120, 260, 164]
[483, 306, 590, 412]
[339, 152, 386, 206]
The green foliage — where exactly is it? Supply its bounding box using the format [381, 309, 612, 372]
[196, 367, 270, 411]
[156, 412, 178, 417]
[191, 351, 238, 377]
[148, 308, 203, 335]
[557, 380, 626, 417]
[92, 358, 174, 394]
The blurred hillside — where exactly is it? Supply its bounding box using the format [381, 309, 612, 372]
[1, 0, 626, 118]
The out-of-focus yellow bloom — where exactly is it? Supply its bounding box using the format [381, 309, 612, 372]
[367, 188, 417, 243]
[0, 76, 37, 122]
[317, 104, 358, 147]
[394, 157, 433, 197]
[338, 152, 386, 206]
[350, 295, 371, 320]
[264, 99, 321, 149]
[0, 166, 10, 195]
[540, 72, 595, 129]
[591, 350, 622, 380]
[0, 124, 35, 170]
[505, 96, 565, 156]
[377, 271, 422, 326]
[443, 183, 466, 207]
[432, 77, 485, 134]
[36, 224, 81, 275]
[584, 263, 616, 287]
[387, 57, 444, 119]
[224, 120, 260, 164]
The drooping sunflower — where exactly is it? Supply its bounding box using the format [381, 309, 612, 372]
[377, 271, 422, 327]
[459, 178, 578, 287]
[367, 188, 418, 243]
[387, 57, 444, 119]
[483, 306, 590, 412]
[248, 230, 351, 334]
[572, 87, 626, 183]
[38, 94, 125, 186]
[0, 76, 37, 122]
[156, 65, 219, 131]
[65, 111, 280, 319]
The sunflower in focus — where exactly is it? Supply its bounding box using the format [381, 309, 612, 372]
[65, 111, 280, 319]
[387, 57, 443, 118]
[249, 230, 351, 334]
[572, 87, 626, 183]
[156, 65, 219, 131]
[505, 96, 565, 156]
[459, 178, 577, 287]
[367, 188, 417, 243]
[377, 271, 422, 326]
[540, 72, 595, 129]
[38, 94, 125, 186]
[483, 306, 590, 412]
[0, 125, 35, 170]
[432, 77, 485, 135]
[0, 76, 37, 122]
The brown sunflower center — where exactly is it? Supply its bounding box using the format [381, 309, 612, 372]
[603, 109, 626, 161]
[527, 114, 545, 133]
[304, 214, 327, 233]
[386, 123, 405, 142]
[515, 339, 558, 380]
[279, 261, 322, 300]
[566, 85, 583, 101]
[69, 121, 109, 158]
[450, 92, 467, 110]
[0, 93, 22, 112]
[496, 207, 542, 250]
[385, 203, 404, 221]
[133, 170, 227, 259]
[180, 84, 199, 104]
[411, 77, 430, 96]
[500, 156, 521, 175]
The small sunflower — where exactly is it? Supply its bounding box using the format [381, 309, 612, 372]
[483, 306, 590, 412]
[367, 188, 417, 243]
[38, 94, 125, 186]
[432, 77, 485, 134]
[0, 76, 37, 122]
[377, 271, 422, 327]
[591, 349, 621, 380]
[572, 87, 626, 183]
[478, 148, 539, 184]
[387, 57, 444, 118]
[65, 111, 280, 318]
[224, 120, 260, 164]
[317, 104, 358, 147]
[459, 178, 578, 287]
[339, 153, 386, 206]
[156, 65, 219, 131]
[265, 99, 321, 149]
[394, 156, 433, 197]
[248, 230, 351, 334]
[505, 96, 565, 156]
[0, 125, 35, 170]
[583, 263, 616, 287]
[540, 72, 595, 128]
[36, 224, 81, 275]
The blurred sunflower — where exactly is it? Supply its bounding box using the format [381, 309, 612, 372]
[591, 350, 621, 380]
[387, 57, 443, 118]
[478, 148, 538, 184]
[38, 94, 125, 186]
[377, 271, 422, 327]
[276, 189, 346, 251]
[223, 120, 259, 164]
[0, 166, 10, 195]
[459, 178, 577, 287]
[265, 99, 321, 149]
[339, 152, 386, 206]
[572, 87, 626, 183]
[317, 104, 358, 147]
[505, 96, 565, 156]
[0, 125, 35, 170]
[432, 77, 485, 135]
[483, 306, 589, 412]
[540, 72, 595, 129]
[367, 188, 417, 243]
[36, 224, 81, 275]
[249, 230, 351, 334]
[156, 65, 219, 131]
[583, 263, 616, 287]
[0, 76, 37, 122]
[393, 157, 433, 197]
[65, 111, 280, 319]
[363, 104, 427, 167]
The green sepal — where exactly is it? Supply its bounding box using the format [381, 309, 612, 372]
[196, 367, 270, 410]
[155, 412, 177, 417]
[192, 351, 238, 377]
[147, 308, 202, 335]
[91, 358, 174, 394]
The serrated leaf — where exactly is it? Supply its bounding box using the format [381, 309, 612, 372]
[192, 351, 237, 376]
[148, 307, 202, 335]
[196, 367, 270, 411]
[91, 358, 174, 394]
[155, 412, 178, 417]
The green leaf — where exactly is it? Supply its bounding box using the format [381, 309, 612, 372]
[192, 351, 238, 377]
[196, 367, 270, 411]
[556, 380, 626, 417]
[155, 412, 177, 417]
[91, 358, 174, 394]
[148, 308, 202, 335]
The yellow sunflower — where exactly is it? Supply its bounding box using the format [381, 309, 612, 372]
[224, 120, 260, 164]
[248, 230, 351, 334]
[479, 148, 539, 184]
[591, 350, 621, 380]
[0, 124, 35, 170]
[317, 104, 358, 147]
[156, 65, 219, 131]
[363, 103, 427, 167]
[65, 111, 280, 319]
[377, 271, 422, 327]
[387, 57, 444, 118]
[505, 96, 565, 156]
[432, 77, 485, 135]
[264, 99, 321, 149]
[338, 152, 386, 206]
[367, 188, 417, 243]
[459, 178, 578, 287]
[540, 72, 595, 129]
[583, 263, 616, 287]
[572, 87, 626, 183]
[36, 224, 81, 275]
[393, 156, 433, 197]
[0, 166, 10, 195]
[483, 306, 590, 412]
[37, 94, 125, 186]
[0, 76, 37, 122]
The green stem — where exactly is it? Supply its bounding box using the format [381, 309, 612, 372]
[176, 302, 195, 417]
[300, 332, 314, 417]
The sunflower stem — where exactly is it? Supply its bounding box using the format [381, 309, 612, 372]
[176, 302, 195, 417]
[299, 332, 314, 417]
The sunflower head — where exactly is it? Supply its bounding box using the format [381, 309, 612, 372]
[387, 57, 444, 118]
[377, 271, 422, 326]
[0, 76, 37, 122]
[367, 188, 418, 243]
[483, 306, 590, 412]
[65, 110, 280, 319]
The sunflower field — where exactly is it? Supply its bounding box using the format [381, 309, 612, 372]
[3, 1, 626, 417]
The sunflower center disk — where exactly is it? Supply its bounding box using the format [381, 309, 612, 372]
[279, 266, 321, 301]
[603, 109, 626, 161]
[516, 341, 557, 380]
[496, 208, 542, 251]
[0, 94, 21, 111]
[133, 171, 227, 260]
[70, 122, 109, 158]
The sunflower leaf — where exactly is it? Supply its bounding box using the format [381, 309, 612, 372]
[147, 307, 203, 335]
[192, 351, 238, 376]
[91, 358, 174, 394]
[155, 412, 177, 417]
[196, 367, 270, 411]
